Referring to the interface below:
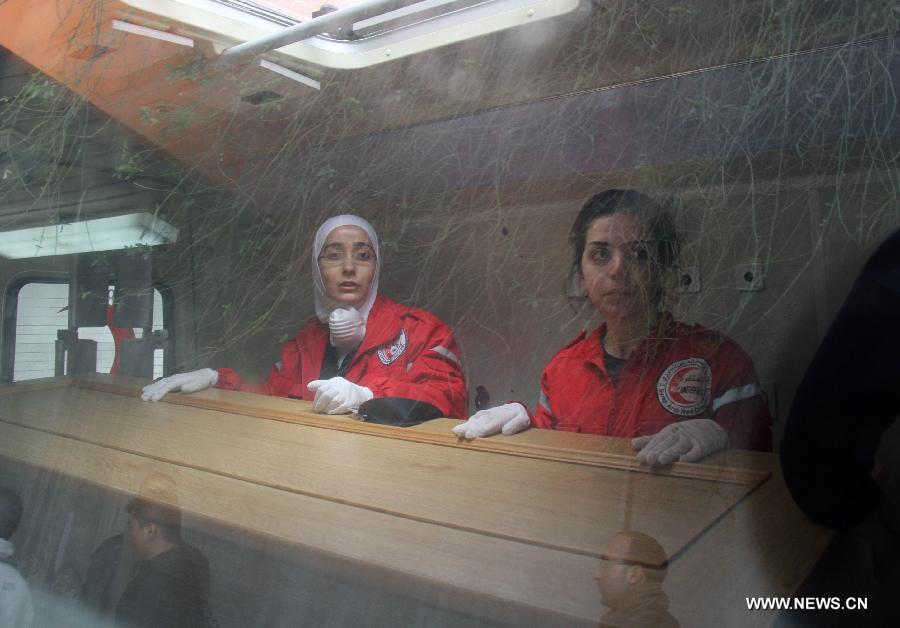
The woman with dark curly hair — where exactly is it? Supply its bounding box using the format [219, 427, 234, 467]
[454, 189, 772, 464]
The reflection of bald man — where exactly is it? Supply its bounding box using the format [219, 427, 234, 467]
[594, 531, 679, 628]
[83, 475, 180, 621]
[82, 475, 210, 627]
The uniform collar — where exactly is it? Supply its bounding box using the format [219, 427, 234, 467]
[641, 311, 678, 344]
[354, 296, 403, 357]
[586, 311, 675, 366]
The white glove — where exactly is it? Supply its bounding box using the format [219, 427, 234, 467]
[141, 368, 219, 402]
[329, 307, 366, 349]
[452, 403, 531, 439]
[307, 377, 373, 414]
[632, 418, 728, 465]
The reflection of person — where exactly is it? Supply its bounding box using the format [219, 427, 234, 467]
[0, 487, 34, 628]
[82, 532, 136, 624]
[114, 497, 210, 628]
[142, 215, 467, 418]
[455, 190, 772, 463]
[82, 475, 203, 626]
[782, 227, 900, 531]
[595, 531, 679, 628]
[779, 228, 900, 625]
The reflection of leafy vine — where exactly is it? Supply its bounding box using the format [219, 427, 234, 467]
[113, 142, 145, 180]
[19, 76, 60, 102]
[0, 0, 898, 410]
[166, 51, 208, 84]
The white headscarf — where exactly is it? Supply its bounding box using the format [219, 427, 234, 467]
[312, 214, 380, 330]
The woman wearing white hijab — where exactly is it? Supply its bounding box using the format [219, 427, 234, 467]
[142, 215, 468, 418]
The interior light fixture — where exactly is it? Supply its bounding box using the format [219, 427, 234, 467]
[274, 0, 581, 69]
[259, 59, 321, 90]
[351, 0, 458, 32]
[0, 213, 179, 259]
[112, 19, 195, 47]
[128, 0, 579, 69]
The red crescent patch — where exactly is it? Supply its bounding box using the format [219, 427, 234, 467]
[656, 358, 711, 416]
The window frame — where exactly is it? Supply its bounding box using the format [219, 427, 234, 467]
[122, 0, 581, 69]
[1, 274, 175, 383]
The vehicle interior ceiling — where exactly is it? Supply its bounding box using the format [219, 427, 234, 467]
[1, 1, 896, 431]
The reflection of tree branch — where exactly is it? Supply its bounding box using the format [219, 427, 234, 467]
[1, 0, 897, 394]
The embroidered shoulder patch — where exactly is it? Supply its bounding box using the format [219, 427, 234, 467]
[377, 329, 408, 365]
[656, 358, 711, 416]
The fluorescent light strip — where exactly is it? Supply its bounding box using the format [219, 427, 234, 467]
[0, 213, 179, 259]
[259, 59, 321, 90]
[112, 20, 195, 47]
[353, 0, 460, 31]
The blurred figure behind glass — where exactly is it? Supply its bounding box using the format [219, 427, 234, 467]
[594, 530, 679, 628]
[81, 474, 212, 628]
[0, 485, 34, 628]
[114, 496, 210, 628]
[780, 228, 900, 626]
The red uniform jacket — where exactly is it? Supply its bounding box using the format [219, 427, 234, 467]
[215, 296, 467, 419]
[107, 305, 135, 375]
[532, 314, 772, 451]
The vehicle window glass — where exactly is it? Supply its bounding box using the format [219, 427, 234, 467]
[14, 282, 166, 381]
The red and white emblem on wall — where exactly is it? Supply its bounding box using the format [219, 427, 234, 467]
[656, 358, 711, 416]
[377, 329, 408, 365]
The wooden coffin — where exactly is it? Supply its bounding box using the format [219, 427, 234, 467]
[0, 375, 831, 626]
